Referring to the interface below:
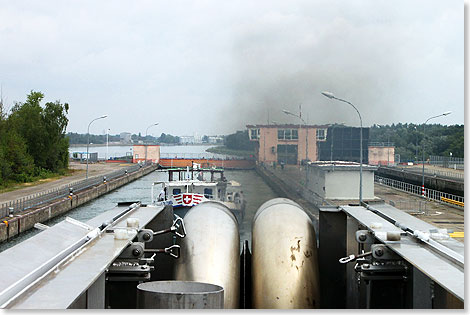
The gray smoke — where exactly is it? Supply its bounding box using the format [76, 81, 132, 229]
[215, 2, 437, 132]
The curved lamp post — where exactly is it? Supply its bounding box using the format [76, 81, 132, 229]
[145, 123, 159, 163]
[421, 111, 451, 197]
[86, 115, 108, 179]
[322, 91, 363, 204]
[282, 109, 308, 164]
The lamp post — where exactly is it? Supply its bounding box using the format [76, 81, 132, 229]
[86, 115, 108, 179]
[106, 128, 110, 161]
[421, 111, 451, 197]
[414, 126, 418, 163]
[282, 109, 307, 164]
[322, 91, 363, 204]
[145, 123, 159, 164]
[283, 109, 309, 186]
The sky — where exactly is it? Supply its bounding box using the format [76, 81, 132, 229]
[0, 0, 464, 137]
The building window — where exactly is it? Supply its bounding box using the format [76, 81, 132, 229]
[278, 129, 299, 140]
[292, 129, 298, 140]
[316, 128, 327, 141]
[249, 128, 260, 140]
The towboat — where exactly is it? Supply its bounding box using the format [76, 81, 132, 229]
[151, 166, 245, 222]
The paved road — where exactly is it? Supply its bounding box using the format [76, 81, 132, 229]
[0, 162, 130, 204]
[374, 184, 464, 243]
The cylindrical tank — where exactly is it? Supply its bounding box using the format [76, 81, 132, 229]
[174, 201, 240, 308]
[252, 198, 320, 309]
[137, 281, 224, 309]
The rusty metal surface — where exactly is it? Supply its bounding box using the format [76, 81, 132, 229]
[251, 198, 320, 309]
[4, 204, 164, 309]
[174, 201, 240, 309]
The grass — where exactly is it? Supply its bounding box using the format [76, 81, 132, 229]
[0, 168, 79, 194]
[205, 146, 255, 158]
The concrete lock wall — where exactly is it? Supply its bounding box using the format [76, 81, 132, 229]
[0, 164, 158, 243]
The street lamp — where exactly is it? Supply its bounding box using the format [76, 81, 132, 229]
[421, 111, 451, 197]
[322, 91, 364, 204]
[86, 115, 108, 179]
[282, 109, 308, 164]
[145, 123, 159, 164]
[106, 128, 110, 161]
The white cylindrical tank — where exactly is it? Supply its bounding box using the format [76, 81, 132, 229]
[174, 201, 240, 309]
[252, 198, 320, 309]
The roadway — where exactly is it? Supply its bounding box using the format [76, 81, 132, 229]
[0, 162, 130, 205]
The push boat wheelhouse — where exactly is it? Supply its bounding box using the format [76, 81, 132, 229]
[151, 167, 245, 221]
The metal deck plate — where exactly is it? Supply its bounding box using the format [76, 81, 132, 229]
[4, 204, 164, 309]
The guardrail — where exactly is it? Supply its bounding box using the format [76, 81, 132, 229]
[382, 165, 464, 181]
[0, 163, 148, 218]
[374, 175, 464, 209]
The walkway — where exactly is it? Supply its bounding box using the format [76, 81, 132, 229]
[0, 162, 130, 204]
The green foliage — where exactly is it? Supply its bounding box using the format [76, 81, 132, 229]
[157, 133, 180, 144]
[224, 130, 255, 151]
[0, 91, 70, 186]
[370, 123, 464, 161]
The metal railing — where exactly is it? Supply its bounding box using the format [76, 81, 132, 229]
[429, 155, 464, 170]
[0, 163, 148, 218]
[374, 175, 464, 209]
[383, 165, 464, 181]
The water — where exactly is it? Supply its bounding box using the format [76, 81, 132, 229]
[69, 144, 223, 159]
[0, 169, 278, 252]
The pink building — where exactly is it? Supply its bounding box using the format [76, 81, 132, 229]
[246, 124, 328, 165]
[132, 145, 160, 163]
[368, 144, 395, 166]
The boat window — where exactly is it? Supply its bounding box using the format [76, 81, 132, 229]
[173, 188, 181, 195]
[204, 188, 213, 199]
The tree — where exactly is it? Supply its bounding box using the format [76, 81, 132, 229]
[0, 91, 70, 185]
[225, 130, 254, 151]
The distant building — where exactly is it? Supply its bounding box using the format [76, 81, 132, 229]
[207, 136, 223, 144]
[179, 135, 203, 144]
[246, 124, 328, 165]
[120, 132, 132, 144]
[368, 142, 395, 166]
[317, 126, 370, 164]
[132, 145, 160, 163]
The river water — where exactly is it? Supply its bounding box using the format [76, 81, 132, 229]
[0, 169, 278, 252]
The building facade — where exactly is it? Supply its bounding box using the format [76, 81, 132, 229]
[132, 145, 160, 163]
[317, 126, 370, 164]
[246, 124, 328, 165]
[120, 132, 132, 144]
[368, 143, 395, 166]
